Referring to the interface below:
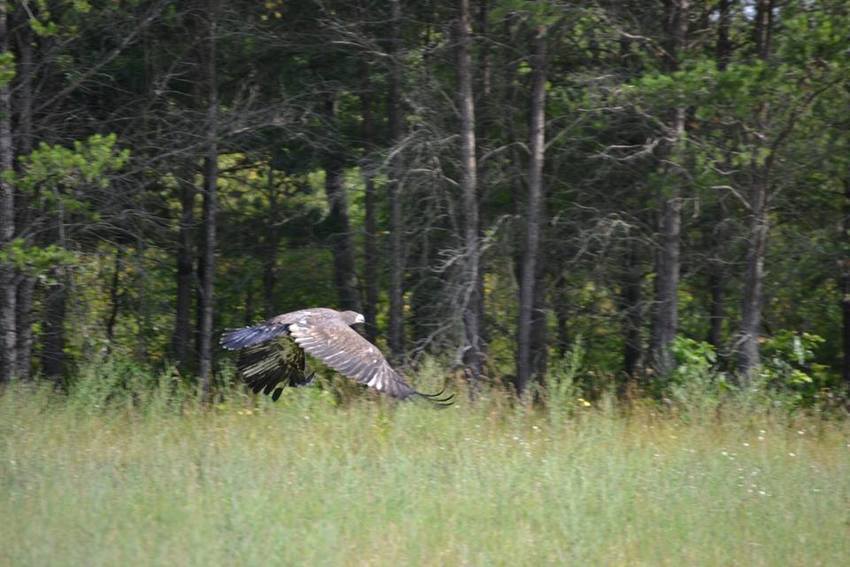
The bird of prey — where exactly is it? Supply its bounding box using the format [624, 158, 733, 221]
[220, 308, 453, 406]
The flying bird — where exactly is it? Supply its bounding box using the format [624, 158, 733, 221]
[220, 308, 453, 406]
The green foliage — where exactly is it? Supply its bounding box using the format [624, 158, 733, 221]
[671, 336, 717, 381]
[760, 331, 834, 403]
[541, 337, 588, 423]
[0, 238, 76, 276]
[0, 51, 15, 87]
[67, 356, 193, 416]
[18, 133, 130, 193]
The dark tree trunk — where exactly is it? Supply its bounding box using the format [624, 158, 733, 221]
[387, 0, 405, 361]
[13, 7, 34, 380]
[553, 276, 570, 358]
[705, 0, 732, 353]
[516, 24, 547, 396]
[105, 249, 123, 347]
[361, 66, 379, 342]
[41, 272, 68, 380]
[753, 0, 773, 61]
[15, 277, 33, 379]
[621, 244, 644, 381]
[171, 167, 195, 371]
[457, 0, 483, 387]
[323, 149, 362, 313]
[716, 0, 733, 71]
[197, 1, 219, 400]
[0, 0, 15, 382]
[842, 178, 850, 388]
[262, 166, 281, 318]
[649, 0, 688, 378]
[530, 260, 548, 380]
[707, 271, 725, 350]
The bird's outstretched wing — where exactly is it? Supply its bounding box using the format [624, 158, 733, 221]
[288, 318, 453, 405]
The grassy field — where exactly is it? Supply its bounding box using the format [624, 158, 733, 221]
[1, 384, 849, 566]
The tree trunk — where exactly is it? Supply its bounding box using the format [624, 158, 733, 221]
[262, 166, 281, 318]
[649, 0, 688, 378]
[707, 271, 725, 350]
[553, 276, 570, 358]
[105, 249, 123, 348]
[0, 0, 15, 382]
[516, 23, 547, 396]
[41, 272, 68, 380]
[621, 243, 644, 381]
[738, 174, 768, 378]
[737, 0, 774, 380]
[15, 277, 33, 379]
[13, 7, 34, 380]
[705, 0, 732, 354]
[387, 0, 405, 361]
[323, 144, 362, 312]
[197, 1, 219, 400]
[842, 178, 850, 388]
[171, 166, 195, 370]
[457, 0, 483, 387]
[361, 66, 379, 342]
[716, 0, 732, 71]
[530, 259, 548, 380]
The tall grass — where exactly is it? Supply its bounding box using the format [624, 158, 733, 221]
[1, 371, 849, 566]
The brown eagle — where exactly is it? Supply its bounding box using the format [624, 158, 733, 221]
[220, 308, 453, 406]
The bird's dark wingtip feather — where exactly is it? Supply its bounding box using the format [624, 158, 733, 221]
[416, 390, 454, 407]
[418, 385, 448, 398]
[220, 324, 289, 350]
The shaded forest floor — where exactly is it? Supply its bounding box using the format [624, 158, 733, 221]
[1, 381, 849, 566]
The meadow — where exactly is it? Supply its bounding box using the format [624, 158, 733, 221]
[1, 378, 849, 566]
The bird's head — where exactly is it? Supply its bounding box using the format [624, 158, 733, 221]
[341, 310, 366, 326]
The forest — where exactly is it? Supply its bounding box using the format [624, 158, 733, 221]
[0, 0, 849, 403]
[2, 2, 850, 564]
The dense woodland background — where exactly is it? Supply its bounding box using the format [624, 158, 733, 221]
[0, 0, 848, 403]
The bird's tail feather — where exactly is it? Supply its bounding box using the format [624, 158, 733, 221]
[220, 324, 289, 350]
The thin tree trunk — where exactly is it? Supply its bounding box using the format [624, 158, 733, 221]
[197, 1, 219, 400]
[516, 23, 547, 395]
[553, 275, 570, 358]
[323, 138, 362, 312]
[262, 166, 281, 317]
[457, 0, 482, 387]
[0, 0, 15, 382]
[621, 243, 644, 381]
[737, 0, 774, 380]
[13, 7, 34, 380]
[387, 0, 405, 361]
[361, 66, 379, 342]
[530, 259, 548, 380]
[649, 0, 688, 378]
[41, 272, 68, 380]
[171, 166, 195, 370]
[739, 174, 768, 377]
[705, 0, 732, 354]
[707, 271, 725, 349]
[105, 249, 123, 350]
[716, 0, 732, 71]
[15, 277, 33, 379]
[842, 178, 850, 387]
